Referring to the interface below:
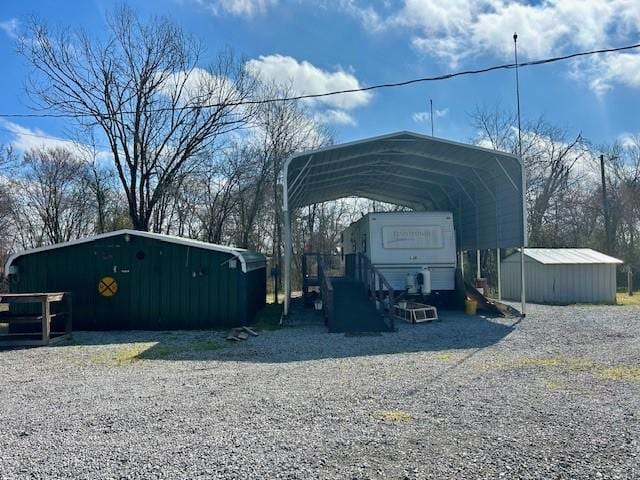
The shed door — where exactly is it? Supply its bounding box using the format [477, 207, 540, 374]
[93, 238, 162, 329]
[94, 242, 129, 329]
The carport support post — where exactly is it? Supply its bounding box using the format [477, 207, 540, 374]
[496, 248, 502, 301]
[520, 247, 526, 316]
[476, 250, 481, 280]
[283, 210, 292, 317]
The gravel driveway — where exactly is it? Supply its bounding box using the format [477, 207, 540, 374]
[1, 303, 639, 479]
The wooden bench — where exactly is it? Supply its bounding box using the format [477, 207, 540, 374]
[0, 292, 72, 347]
[393, 301, 438, 324]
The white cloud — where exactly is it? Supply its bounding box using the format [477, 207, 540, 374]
[0, 18, 18, 39]
[335, 0, 385, 32]
[412, 108, 448, 123]
[158, 67, 242, 105]
[314, 109, 357, 126]
[340, 0, 640, 92]
[193, 0, 276, 17]
[0, 120, 111, 160]
[345, 1, 640, 62]
[1, 120, 80, 153]
[570, 53, 640, 95]
[617, 132, 640, 149]
[245, 54, 372, 110]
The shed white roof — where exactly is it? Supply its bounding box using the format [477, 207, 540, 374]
[508, 248, 623, 265]
[5, 229, 266, 274]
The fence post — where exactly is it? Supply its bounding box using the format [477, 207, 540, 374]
[629, 268, 634, 297]
[41, 297, 50, 346]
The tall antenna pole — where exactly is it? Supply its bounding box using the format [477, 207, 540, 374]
[513, 33, 523, 161]
[514, 32, 526, 317]
[430, 98, 434, 136]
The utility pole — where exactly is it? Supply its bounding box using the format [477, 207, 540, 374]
[600, 154, 612, 254]
[430, 99, 434, 136]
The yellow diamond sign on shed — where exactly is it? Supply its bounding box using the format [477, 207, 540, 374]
[98, 276, 118, 297]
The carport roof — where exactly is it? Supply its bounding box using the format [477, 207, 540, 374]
[283, 131, 526, 250]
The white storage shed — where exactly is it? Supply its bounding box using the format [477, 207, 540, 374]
[501, 248, 623, 305]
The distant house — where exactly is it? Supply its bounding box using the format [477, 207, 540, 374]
[501, 248, 623, 305]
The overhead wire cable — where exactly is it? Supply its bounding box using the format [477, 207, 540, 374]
[0, 41, 638, 120]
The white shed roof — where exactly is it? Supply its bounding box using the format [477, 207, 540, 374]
[508, 248, 623, 265]
[5, 229, 267, 274]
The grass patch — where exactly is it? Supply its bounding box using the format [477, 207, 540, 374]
[92, 339, 223, 365]
[486, 356, 640, 383]
[597, 365, 640, 381]
[433, 352, 459, 363]
[545, 380, 568, 391]
[252, 303, 284, 331]
[510, 357, 596, 371]
[376, 410, 414, 423]
[92, 343, 154, 365]
[616, 293, 640, 306]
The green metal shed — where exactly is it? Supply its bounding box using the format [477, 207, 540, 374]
[4, 230, 266, 330]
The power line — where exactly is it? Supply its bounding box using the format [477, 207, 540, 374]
[0, 41, 638, 120]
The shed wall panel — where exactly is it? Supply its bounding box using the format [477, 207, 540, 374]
[501, 255, 618, 304]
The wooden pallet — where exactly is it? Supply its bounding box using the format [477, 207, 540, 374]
[393, 302, 438, 324]
[226, 326, 259, 341]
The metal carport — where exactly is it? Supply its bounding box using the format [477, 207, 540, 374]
[282, 131, 528, 316]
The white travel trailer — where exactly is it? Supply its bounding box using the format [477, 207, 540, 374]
[341, 211, 457, 293]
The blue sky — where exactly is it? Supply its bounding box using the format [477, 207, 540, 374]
[1, 0, 639, 151]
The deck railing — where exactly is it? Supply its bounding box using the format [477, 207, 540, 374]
[356, 253, 396, 331]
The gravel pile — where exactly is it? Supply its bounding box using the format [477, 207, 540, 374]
[1, 303, 639, 479]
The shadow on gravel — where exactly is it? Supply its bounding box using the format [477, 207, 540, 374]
[17, 303, 515, 364]
[113, 309, 515, 364]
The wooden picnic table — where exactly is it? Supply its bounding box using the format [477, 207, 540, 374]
[0, 292, 72, 347]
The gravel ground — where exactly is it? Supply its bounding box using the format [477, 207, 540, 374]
[1, 302, 639, 479]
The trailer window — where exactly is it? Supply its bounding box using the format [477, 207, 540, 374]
[382, 226, 444, 249]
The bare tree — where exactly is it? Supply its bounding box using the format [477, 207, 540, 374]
[196, 146, 247, 244]
[599, 137, 640, 261]
[235, 143, 273, 249]
[471, 106, 586, 246]
[19, 6, 257, 231]
[12, 147, 94, 246]
[0, 145, 16, 225]
[250, 82, 331, 290]
[525, 125, 586, 246]
[0, 146, 18, 267]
